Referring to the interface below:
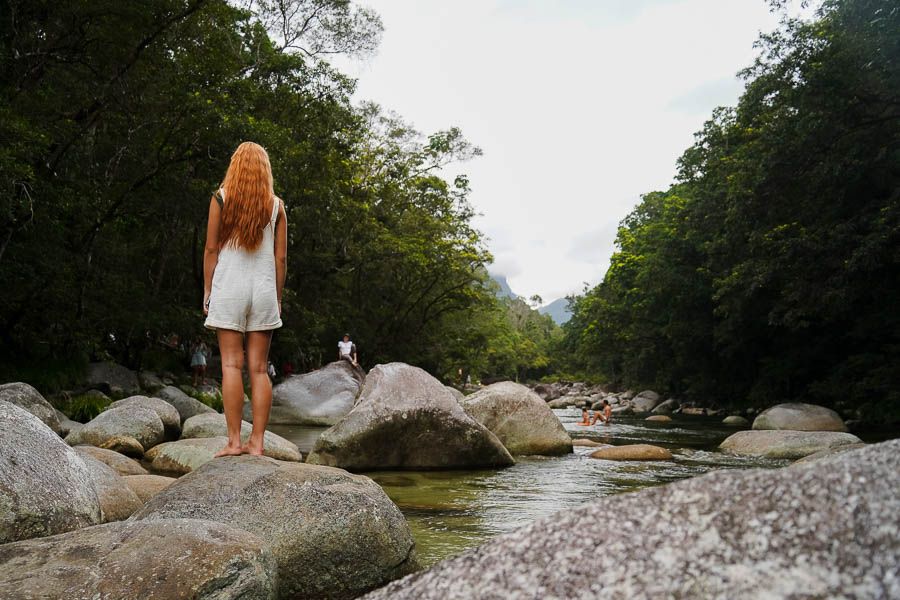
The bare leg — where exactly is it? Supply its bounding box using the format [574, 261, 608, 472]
[243, 330, 273, 456]
[215, 329, 245, 457]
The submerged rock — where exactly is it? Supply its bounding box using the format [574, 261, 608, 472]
[0, 382, 61, 434]
[107, 395, 182, 440]
[723, 415, 750, 427]
[181, 413, 302, 462]
[0, 518, 276, 599]
[75, 444, 147, 475]
[570, 438, 609, 447]
[752, 403, 847, 432]
[461, 382, 572, 455]
[720, 430, 863, 459]
[589, 444, 673, 461]
[307, 363, 514, 470]
[154, 385, 216, 422]
[76, 452, 142, 522]
[363, 441, 900, 600]
[133, 455, 418, 599]
[0, 403, 101, 543]
[645, 415, 672, 423]
[255, 361, 364, 425]
[65, 405, 165, 452]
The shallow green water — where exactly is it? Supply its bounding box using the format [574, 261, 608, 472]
[271, 409, 788, 567]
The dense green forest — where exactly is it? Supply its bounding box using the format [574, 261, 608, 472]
[0, 0, 558, 388]
[561, 0, 899, 424]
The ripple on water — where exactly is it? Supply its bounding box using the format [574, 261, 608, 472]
[276, 412, 788, 567]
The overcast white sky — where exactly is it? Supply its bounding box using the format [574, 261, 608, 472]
[337, 0, 799, 303]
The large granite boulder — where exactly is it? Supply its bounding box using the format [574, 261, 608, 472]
[0, 382, 61, 434]
[532, 383, 561, 401]
[181, 413, 302, 461]
[0, 403, 101, 543]
[753, 402, 847, 432]
[252, 361, 364, 426]
[720, 430, 864, 459]
[133, 455, 418, 599]
[65, 405, 165, 451]
[76, 452, 142, 522]
[651, 398, 679, 415]
[85, 361, 140, 396]
[0, 519, 276, 599]
[75, 444, 147, 475]
[631, 390, 662, 413]
[107, 395, 182, 440]
[144, 437, 233, 474]
[362, 441, 900, 600]
[123, 474, 176, 502]
[461, 381, 572, 455]
[155, 385, 216, 422]
[307, 363, 514, 470]
[137, 370, 165, 392]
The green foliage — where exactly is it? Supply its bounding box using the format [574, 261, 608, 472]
[563, 0, 900, 424]
[65, 394, 112, 422]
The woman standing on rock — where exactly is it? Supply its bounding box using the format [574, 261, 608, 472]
[202, 142, 287, 457]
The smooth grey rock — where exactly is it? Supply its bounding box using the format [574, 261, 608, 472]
[76, 453, 142, 522]
[462, 382, 572, 455]
[144, 437, 231, 474]
[181, 413, 301, 462]
[791, 443, 867, 465]
[65, 405, 165, 451]
[75, 445, 147, 475]
[154, 385, 216, 422]
[0, 403, 101, 543]
[256, 361, 364, 426]
[137, 370, 164, 392]
[98, 434, 145, 458]
[720, 430, 864, 459]
[85, 361, 140, 396]
[123, 474, 176, 502]
[651, 398, 679, 415]
[590, 444, 673, 461]
[107, 395, 181, 440]
[55, 408, 83, 437]
[363, 441, 900, 600]
[307, 363, 514, 470]
[753, 403, 847, 432]
[631, 390, 662, 413]
[133, 455, 418, 599]
[548, 397, 576, 409]
[0, 382, 61, 434]
[446, 386, 466, 402]
[0, 518, 277, 599]
[532, 383, 561, 401]
[723, 415, 750, 427]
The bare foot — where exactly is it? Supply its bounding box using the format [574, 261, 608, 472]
[241, 442, 265, 456]
[214, 443, 243, 457]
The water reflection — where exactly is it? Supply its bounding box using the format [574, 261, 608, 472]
[274, 410, 788, 567]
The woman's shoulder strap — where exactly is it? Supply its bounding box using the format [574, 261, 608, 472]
[213, 188, 225, 208]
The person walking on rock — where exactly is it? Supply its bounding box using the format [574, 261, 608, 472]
[338, 333, 358, 367]
[203, 141, 287, 457]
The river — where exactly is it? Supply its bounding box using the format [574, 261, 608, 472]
[270, 409, 789, 567]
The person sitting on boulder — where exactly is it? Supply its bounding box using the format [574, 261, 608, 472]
[338, 333, 358, 367]
[591, 399, 612, 426]
[576, 403, 592, 426]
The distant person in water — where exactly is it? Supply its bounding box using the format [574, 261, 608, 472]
[338, 333, 358, 367]
[190, 337, 209, 386]
[203, 141, 287, 458]
[591, 399, 612, 426]
[576, 403, 592, 426]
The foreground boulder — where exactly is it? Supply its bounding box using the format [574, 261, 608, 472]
[181, 413, 302, 461]
[461, 382, 572, 455]
[0, 518, 276, 599]
[254, 361, 364, 425]
[133, 455, 418, 599]
[65, 405, 165, 451]
[720, 430, 863, 459]
[0, 403, 101, 543]
[107, 395, 182, 440]
[590, 444, 673, 461]
[85, 361, 140, 396]
[123, 474, 176, 502]
[363, 441, 900, 600]
[752, 402, 847, 432]
[307, 363, 513, 470]
[76, 453, 142, 522]
[75, 445, 147, 475]
[0, 382, 61, 434]
[155, 385, 216, 422]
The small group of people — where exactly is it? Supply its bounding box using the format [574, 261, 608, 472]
[576, 399, 612, 427]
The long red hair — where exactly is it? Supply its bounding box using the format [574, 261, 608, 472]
[218, 142, 274, 251]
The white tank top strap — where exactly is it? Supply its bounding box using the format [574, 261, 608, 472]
[270, 196, 279, 228]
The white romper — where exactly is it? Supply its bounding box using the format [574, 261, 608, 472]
[204, 189, 283, 333]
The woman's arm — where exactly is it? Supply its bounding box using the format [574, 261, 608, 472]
[203, 197, 221, 314]
[274, 199, 288, 314]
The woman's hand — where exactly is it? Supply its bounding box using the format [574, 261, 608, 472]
[203, 292, 210, 315]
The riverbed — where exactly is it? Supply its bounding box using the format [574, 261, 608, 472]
[271, 409, 788, 567]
